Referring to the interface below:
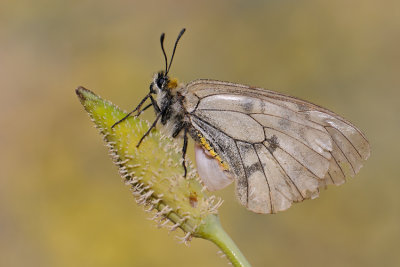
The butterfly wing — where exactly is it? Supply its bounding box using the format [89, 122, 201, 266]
[183, 79, 370, 214]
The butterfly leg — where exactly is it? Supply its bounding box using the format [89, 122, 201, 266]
[149, 95, 161, 113]
[111, 93, 151, 128]
[181, 127, 189, 177]
[135, 103, 153, 117]
[136, 111, 162, 147]
[172, 122, 189, 177]
[135, 95, 163, 148]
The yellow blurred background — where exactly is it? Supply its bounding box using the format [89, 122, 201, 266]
[1, 0, 399, 266]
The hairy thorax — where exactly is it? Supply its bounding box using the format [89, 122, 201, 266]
[156, 84, 189, 138]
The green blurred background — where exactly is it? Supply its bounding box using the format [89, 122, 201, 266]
[1, 0, 399, 266]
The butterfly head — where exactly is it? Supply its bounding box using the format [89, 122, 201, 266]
[150, 28, 185, 95]
[151, 71, 178, 94]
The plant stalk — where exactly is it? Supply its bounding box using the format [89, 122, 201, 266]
[198, 215, 252, 267]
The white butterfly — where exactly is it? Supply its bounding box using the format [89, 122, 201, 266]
[113, 29, 370, 214]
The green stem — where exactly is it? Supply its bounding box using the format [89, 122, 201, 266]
[198, 215, 252, 267]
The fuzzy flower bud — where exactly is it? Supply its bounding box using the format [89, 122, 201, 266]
[76, 87, 251, 267]
[76, 87, 223, 242]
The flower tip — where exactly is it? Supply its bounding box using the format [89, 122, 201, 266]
[75, 86, 94, 102]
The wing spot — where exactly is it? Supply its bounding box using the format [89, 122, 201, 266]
[265, 135, 279, 153]
[246, 162, 263, 174]
[242, 99, 254, 112]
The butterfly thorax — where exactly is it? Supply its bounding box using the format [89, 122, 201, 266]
[151, 71, 189, 138]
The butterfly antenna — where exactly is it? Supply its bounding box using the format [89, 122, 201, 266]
[166, 28, 186, 76]
[160, 33, 168, 74]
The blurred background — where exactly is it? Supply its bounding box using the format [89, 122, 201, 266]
[1, 0, 399, 266]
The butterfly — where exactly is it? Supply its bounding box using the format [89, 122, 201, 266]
[112, 29, 370, 214]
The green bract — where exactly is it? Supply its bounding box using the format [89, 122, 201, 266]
[76, 87, 251, 267]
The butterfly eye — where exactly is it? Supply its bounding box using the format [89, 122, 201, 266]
[156, 77, 165, 89]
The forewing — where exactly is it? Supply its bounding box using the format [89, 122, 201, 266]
[185, 79, 370, 213]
